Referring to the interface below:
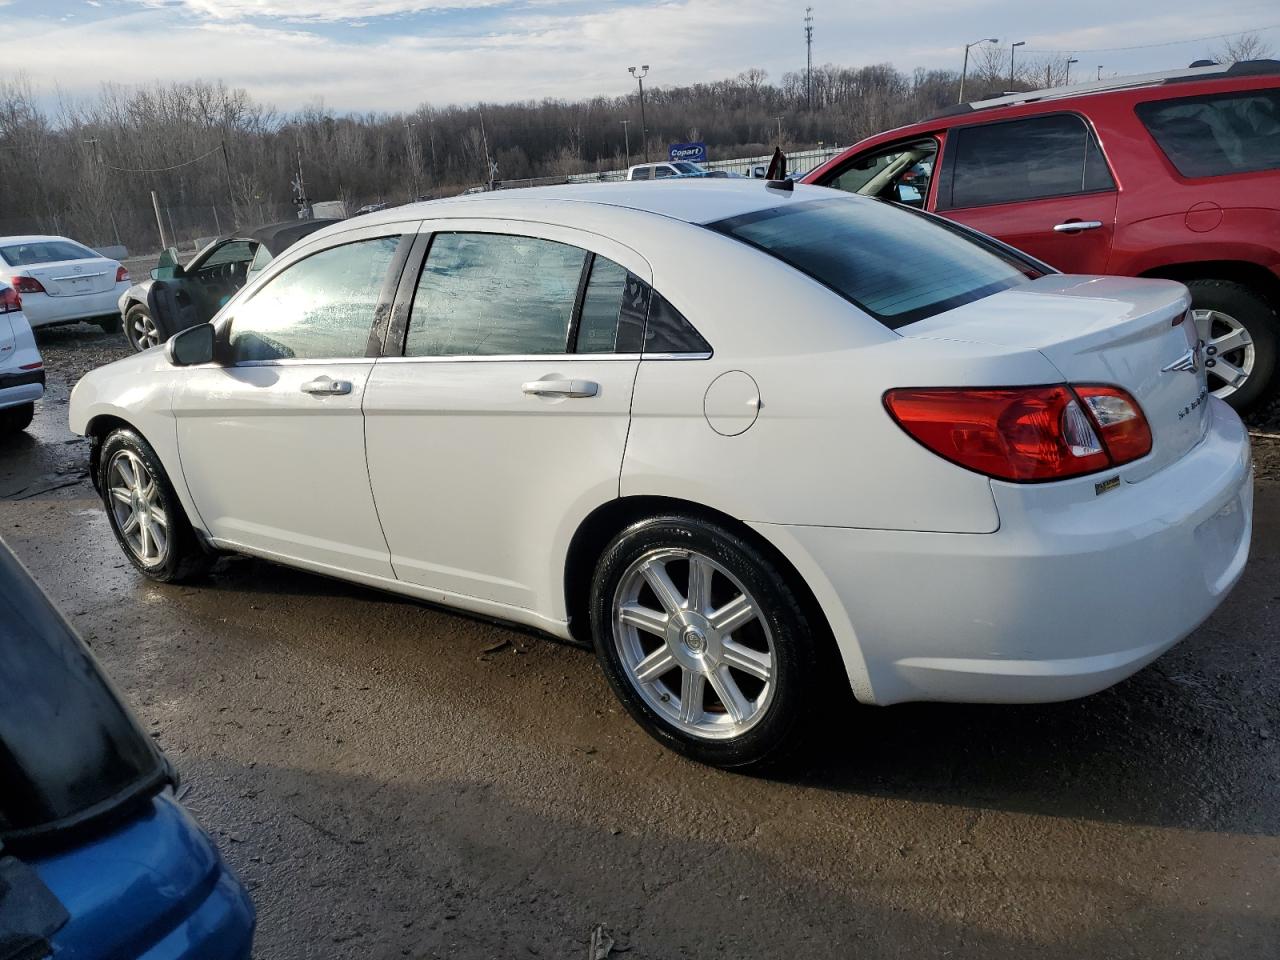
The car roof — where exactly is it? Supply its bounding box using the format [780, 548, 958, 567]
[0, 235, 81, 246]
[352, 180, 835, 231]
[248, 219, 342, 256]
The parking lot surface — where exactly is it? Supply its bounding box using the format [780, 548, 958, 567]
[3, 325, 1279, 959]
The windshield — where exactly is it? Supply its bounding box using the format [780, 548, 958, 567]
[707, 196, 1028, 329]
[0, 239, 97, 267]
[672, 162, 704, 175]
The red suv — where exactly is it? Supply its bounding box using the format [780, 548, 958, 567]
[804, 60, 1280, 411]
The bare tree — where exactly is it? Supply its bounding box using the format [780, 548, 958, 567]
[1215, 31, 1274, 64]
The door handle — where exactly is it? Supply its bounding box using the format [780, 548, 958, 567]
[1052, 220, 1103, 233]
[521, 378, 599, 398]
[301, 376, 353, 396]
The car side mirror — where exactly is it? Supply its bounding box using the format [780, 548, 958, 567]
[164, 323, 215, 367]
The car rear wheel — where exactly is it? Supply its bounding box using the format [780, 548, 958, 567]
[99, 429, 209, 582]
[589, 515, 829, 770]
[1186, 279, 1278, 412]
[124, 304, 162, 352]
[0, 402, 35, 436]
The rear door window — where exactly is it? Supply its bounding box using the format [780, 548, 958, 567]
[1136, 89, 1280, 178]
[709, 196, 1027, 329]
[943, 114, 1114, 209]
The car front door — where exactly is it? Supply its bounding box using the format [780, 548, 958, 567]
[362, 223, 650, 615]
[172, 225, 412, 578]
[933, 113, 1119, 274]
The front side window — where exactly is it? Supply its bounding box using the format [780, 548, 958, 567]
[0, 239, 97, 266]
[228, 235, 400, 362]
[199, 240, 256, 272]
[709, 196, 1028, 329]
[655, 166, 676, 178]
[826, 140, 937, 208]
[945, 114, 1114, 209]
[406, 233, 586, 356]
[1136, 90, 1280, 178]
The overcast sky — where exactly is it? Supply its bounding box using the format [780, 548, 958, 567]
[8, 0, 1278, 113]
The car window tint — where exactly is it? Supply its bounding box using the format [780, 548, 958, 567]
[228, 236, 399, 362]
[201, 240, 256, 269]
[574, 256, 650, 354]
[406, 233, 586, 356]
[644, 291, 711, 353]
[1136, 90, 1280, 178]
[949, 114, 1114, 208]
[710, 196, 1027, 329]
[0, 240, 97, 266]
[655, 166, 675, 178]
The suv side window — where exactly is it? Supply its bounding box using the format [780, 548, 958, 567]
[228, 236, 400, 363]
[825, 139, 938, 208]
[655, 165, 676, 178]
[406, 233, 586, 356]
[631, 167, 652, 181]
[1136, 90, 1280, 178]
[943, 114, 1114, 209]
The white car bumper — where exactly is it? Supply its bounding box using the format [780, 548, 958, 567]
[0, 370, 45, 409]
[757, 396, 1254, 706]
[22, 282, 131, 327]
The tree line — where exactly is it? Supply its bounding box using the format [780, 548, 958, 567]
[0, 35, 1262, 255]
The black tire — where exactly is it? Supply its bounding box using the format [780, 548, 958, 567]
[589, 515, 834, 771]
[96, 314, 122, 334]
[123, 304, 161, 352]
[0, 402, 35, 436]
[98, 428, 210, 583]
[1186, 279, 1279, 413]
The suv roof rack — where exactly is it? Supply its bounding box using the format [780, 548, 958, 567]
[932, 58, 1280, 120]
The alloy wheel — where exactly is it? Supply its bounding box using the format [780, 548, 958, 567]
[131, 311, 160, 350]
[1193, 308, 1255, 400]
[106, 450, 169, 565]
[612, 547, 776, 740]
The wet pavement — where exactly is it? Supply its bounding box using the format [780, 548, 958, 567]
[2, 324, 1279, 959]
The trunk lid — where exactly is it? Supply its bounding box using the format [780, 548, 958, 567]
[0, 309, 15, 359]
[899, 275, 1209, 481]
[24, 258, 117, 298]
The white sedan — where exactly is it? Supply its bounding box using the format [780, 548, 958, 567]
[0, 282, 44, 435]
[68, 182, 1253, 769]
[0, 235, 130, 331]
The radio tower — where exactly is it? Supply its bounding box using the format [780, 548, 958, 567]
[804, 7, 814, 111]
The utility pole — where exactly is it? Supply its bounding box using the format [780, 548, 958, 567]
[620, 119, 631, 167]
[478, 107, 496, 189]
[84, 137, 123, 247]
[220, 139, 238, 229]
[959, 37, 998, 103]
[628, 66, 650, 163]
[404, 120, 421, 200]
[1009, 40, 1026, 89]
[1097, 65, 1103, 80]
[804, 8, 814, 111]
[1065, 58, 1079, 85]
[771, 115, 785, 143]
[151, 190, 169, 251]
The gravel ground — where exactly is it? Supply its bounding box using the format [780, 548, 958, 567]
[2, 325, 1278, 959]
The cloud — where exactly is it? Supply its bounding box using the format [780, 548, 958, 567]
[135, 0, 538, 23]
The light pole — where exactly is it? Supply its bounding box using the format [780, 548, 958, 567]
[959, 37, 998, 103]
[620, 119, 631, 168]
[1065, 58, 1079, 85]
[1009, 40, 1026, 89]
[1096, 65, 1103, 80]
[771, 115, 785, 143]
[628, 65, 650, 163]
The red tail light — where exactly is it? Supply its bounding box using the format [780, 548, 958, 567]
[12, 276, 45, 295]
[115, 265, 130, 283]
[0, 287, 20, 313]
[884, 384, 1151, 483]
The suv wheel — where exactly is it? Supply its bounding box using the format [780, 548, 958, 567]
[589, 515, 829, 770]
[1186, 279, 1278, 412]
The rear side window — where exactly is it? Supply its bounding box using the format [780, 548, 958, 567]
[709, 197, 1028, 329]
[0, 239, 96, 266]
[631, 167, 652, 181]
[1136, 90, 1280, 178]
[945, 114, 1114, 208]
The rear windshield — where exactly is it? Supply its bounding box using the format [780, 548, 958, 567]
[1136, 89, 1280, 178]
[708, 197, 1028, 328]
[0, 240, 97, 267]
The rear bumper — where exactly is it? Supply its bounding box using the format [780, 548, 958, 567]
[757, 396, 1253, 705]
[23, 283, 130, 326]
[0, 369, 44, 408]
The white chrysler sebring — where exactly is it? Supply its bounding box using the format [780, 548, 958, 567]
[69, 182, 1253, 769]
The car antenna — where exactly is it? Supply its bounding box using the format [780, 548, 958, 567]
[764, 146, 792, 191]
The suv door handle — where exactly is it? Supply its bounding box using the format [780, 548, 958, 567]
[521, 378, 599, 398]
[301, 376, 353, 396]
[1052, 220, 1104, 233]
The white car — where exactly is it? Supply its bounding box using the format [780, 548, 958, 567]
[68, 182, 1253, 769]
[0, 235, 130, 331]
[0, 283, 44, 435]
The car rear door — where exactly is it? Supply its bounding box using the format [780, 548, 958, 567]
[173, 223, 414, 578]
[934, 113, 1119, 274]
[361, 221, 648, 615]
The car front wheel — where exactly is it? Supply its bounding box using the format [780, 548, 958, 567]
[99, 428, 209, 582]
[590, 515, 829, 770]
[124, 304, 162, 352]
